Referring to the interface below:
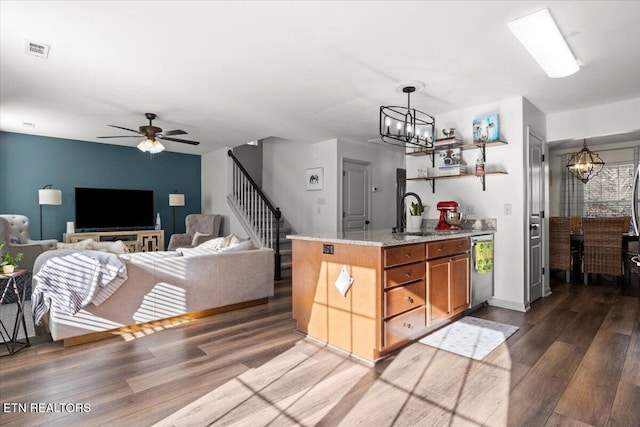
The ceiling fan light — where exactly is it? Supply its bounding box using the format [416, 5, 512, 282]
[148, 140, 165, 154]
[508, 8, 579, 78]
[137, 138, 154, 152]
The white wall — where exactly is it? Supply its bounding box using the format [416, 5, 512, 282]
[262, 137, 338, 235]
[547, 97, 640, 142]
[201, 147, 249, 238]
[406, 96, 528, 311]
[337, 140, 405, 231]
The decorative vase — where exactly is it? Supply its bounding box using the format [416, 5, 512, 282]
[2, 265, 15, 274]
[409, 215, 423, 231]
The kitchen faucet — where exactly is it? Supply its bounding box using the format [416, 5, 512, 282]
[395, 192, 423, 232]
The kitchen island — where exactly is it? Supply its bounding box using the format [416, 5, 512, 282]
[287, 224, 496, 364]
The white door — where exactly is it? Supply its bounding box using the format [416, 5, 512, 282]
[527, 131, 545, 304]
[342, 159, 370, 232]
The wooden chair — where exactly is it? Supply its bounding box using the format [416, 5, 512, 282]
[569, 216, 582, 235]
[549, 217, 574, 282]
[582, 217, 626, 285]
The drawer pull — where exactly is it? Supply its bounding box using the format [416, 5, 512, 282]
[438, 247, 443, 252]
[404, 272, 411, 278]
[403, 322, 414, 329]
[405, 296, 414, 303]
[459, 243, 464, 247]
[405, 252, 411, 257]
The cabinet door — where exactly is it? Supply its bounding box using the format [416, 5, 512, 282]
[427, 257, 450, 323]
[450, 253, 470, 314]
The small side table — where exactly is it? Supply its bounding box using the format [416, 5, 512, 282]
[0, 269, 31, 356]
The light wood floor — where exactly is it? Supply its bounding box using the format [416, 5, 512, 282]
[1, 275, 639, 427]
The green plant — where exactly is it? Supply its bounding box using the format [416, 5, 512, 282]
[410, 202, 421, 216]
[0, 242, 23, 268]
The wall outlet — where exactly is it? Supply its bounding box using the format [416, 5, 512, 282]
[464, 205, 476, 215]
[504, 204, 512, 215]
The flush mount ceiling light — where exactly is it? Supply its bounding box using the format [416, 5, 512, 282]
[566, 139, 605, 183]
[508, 8, 579, 78]
[379, 82, 435, 148]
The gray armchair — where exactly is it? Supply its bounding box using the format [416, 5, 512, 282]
[167, 214, 222, 251]
[0, 214, 58, 272]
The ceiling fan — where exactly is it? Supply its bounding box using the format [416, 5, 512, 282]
[97, 113, 200, 153]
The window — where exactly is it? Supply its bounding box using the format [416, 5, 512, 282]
[583, 161, 634, 217]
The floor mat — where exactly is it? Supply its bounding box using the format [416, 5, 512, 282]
[419, 316, 518, 360]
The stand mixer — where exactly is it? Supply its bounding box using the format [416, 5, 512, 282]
[436, 201, 462, 230]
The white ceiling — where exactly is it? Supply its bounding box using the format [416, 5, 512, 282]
[2, 1, 640, 155]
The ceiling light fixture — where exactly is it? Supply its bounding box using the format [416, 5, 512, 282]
[137, 138, 165, 154]
[566, 139, 605, 183]
[379, 82, 435, 148]
[508, 8, 579, 78]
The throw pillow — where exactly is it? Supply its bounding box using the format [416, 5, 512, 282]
[191, 231, 212, 246]
[57, 238, 94, 250]
[221, 233, 241, 248]
[218, 239, 256, 253]
[197, 236, 225, 250]
[9, 236, 21, 244]
[92, 240, 130, 255]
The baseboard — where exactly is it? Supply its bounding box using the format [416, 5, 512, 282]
[62, 297, 269, 347]
[488, 297, 528, 312]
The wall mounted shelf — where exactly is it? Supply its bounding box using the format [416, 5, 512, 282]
[406, 140, 508, 192]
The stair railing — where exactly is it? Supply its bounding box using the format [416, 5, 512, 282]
[228, 150, 282, 280]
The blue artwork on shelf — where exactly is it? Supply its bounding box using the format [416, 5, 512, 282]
[473, 114, 499, 144]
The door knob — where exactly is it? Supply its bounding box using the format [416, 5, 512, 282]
[530, 224, 539, 230]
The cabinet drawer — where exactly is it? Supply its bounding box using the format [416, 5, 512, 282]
[384, 243, 425, 267]
[384, 306, 426, 348]
[384, 280, 426, 318]
[384, 262, 425, 288]
[426, 238, 470, 259]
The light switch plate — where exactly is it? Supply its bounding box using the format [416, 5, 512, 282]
[504, 204, 512, 215]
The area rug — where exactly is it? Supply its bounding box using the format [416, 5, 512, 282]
[419, 316, 518, 360]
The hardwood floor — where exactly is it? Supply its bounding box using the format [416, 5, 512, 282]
[1, 274, 639, 426]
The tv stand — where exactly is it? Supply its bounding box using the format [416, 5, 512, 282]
[63, 230, 164, 252]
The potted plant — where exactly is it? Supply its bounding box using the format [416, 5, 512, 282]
[409, 202, 423, 230]
[0, 242, 23, 274]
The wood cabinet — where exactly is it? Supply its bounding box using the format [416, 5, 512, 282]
[426, 238, 470, 325]
[291, 235, 472, 363]
[63, 230, 164, 252]
[382, 243, 426, 349]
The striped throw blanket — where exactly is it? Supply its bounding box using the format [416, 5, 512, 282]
[32, 250, 128, 324]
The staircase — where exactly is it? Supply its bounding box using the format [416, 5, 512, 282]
[227, 150, 294, 279]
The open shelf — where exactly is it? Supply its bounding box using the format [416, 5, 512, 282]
[406, 139, 508, 192]
[405, 140, 508, 156]
[407, 171, 508, 193]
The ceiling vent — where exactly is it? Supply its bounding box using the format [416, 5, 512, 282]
[24, 40, 50, 59]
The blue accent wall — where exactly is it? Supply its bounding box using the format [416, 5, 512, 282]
[0, 132, 201, 246]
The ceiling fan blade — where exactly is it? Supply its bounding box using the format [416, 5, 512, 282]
[108, 124, 141, 133]
[162, 129, 187, 136]
[159, 136, 200, 145]
[97, 135, 143, 139]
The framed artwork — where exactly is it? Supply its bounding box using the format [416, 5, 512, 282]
[473, 114, 500, 144]
[306, 167, 324, 190]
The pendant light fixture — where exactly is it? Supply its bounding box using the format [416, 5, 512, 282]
[565, 139, 605, 183]
[379, 82, 435, 148]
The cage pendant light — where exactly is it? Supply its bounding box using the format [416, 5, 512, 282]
[379, 84, 435, 148]
[565, 140, 605, 183]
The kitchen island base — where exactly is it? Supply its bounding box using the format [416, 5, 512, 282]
[291, 234, 472, 364]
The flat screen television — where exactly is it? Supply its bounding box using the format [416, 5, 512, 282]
[75, 187, 154, 231]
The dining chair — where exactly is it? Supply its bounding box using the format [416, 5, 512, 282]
[569, 216, 582, 235]
[582, 217, 626, 286]
[549, 217, 575, 282]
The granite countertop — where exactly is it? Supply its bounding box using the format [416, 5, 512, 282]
[286, 219, 497, 248]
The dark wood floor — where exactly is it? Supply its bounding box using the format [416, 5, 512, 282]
[1, 274, 638, 427]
